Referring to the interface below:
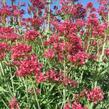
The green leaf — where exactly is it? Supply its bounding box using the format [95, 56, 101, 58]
[0, 86, 7, 92]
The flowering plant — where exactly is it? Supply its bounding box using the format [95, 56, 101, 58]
[0, 0, 109, 109]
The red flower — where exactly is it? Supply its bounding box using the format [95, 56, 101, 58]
[13, 10, 21, 16]
[105, 48, 109, 56]
[64, 103, 70, 109]
[44, 34, 59, 46]
[35, 72, 46, 83]
[64, 102, 87, 109]
[86, 2, 93, 9]
[72, 102, 84, 109]
[0, 42, 9, 60]
[16, 59, 36, 76]
[45, 69, 77, 87]
[76, 19, 85, 28]
[44, 49, 55, 59]
[0, 27, 19, 40]
[0, 6, 11, 16]
[9, 97, 19, 109]
[15, 54, 41, 77]
[24, 30, 39, 41]
[86, 87, 104, 104]
[11, 43, 32, 60]
[97, 0, 108, 5]
[30, 0, 45, 9]
[68, 51, 88, 65]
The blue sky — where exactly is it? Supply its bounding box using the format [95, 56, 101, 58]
[7, 0, 98, 6]
[6, 0, 99, 18]
[79, 0, 99, 7]
[6, 0, 99, 7]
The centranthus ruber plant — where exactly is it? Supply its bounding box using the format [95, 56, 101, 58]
[0, 0, 109, 109]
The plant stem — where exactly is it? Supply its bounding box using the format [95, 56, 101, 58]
[99, 34, 106, 62]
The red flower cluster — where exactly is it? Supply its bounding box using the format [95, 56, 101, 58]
[45, 69, 77, 87]
[16, 54, 42, 77]
[72, 102, 86, 109]
[97, 0, 108, 5]
[59, 3, 86, 19]
[0, 42, 9, 60]
[11, 43, 32, 60]
[44, 30, 88, 65]
[0, 0, 108, 108]
[64, 102, 87, 109]
[86, 2, 93, 9]
[35, 72, 46, 83]
[44, 49, 55, 59]
[71, 4, 86, 19]
[0, 5, 11, 16]
[24, 30, 39, 41]
[30, 0, 45, 9]
[44, 34, 59, 46]
[105, 48, 109, 56]
[68, 51, 88, 65]
[87, 14, 99, 27]
[86, 87, 104, 104]
[23, 17, 43, 28]
[0, 27, 19, 40]
[9, 97, 19, 109]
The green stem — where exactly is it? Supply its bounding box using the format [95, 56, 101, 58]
[99, 34, 106, 62]
[0, 62, 4, 76]
[31, 78, 41, 109]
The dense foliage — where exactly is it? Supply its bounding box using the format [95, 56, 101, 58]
[0, 0, 109, 109]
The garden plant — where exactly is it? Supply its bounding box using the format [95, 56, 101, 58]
[0, 0, 109, 109]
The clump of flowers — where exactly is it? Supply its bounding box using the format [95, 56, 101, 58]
[11, 43, 32, 60]
[44, 49, 55, 59]
[68, 51, 88, 65]
[24, 30, 39, 41]
[45, 69, 77, 87]
[64, 102, 88, 109]
[0, 27, 19, 40]
[0, 42, 9, 60]
[72, 102, 85, 109]
[9, 97, 19, 109]
[0, 0, 108, 108]
[86, 87, 104, 104]
[15, 54, 42, 77]
[105, 48, 109, 56]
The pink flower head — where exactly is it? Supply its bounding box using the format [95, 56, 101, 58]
[44, 49, 55, 59]
[68, 51, 88, 65]
[9, 97, 19, 109]
[16, 59, 36, 76]
[76, 19, 85, 28]
[86, 2, 93, 9]
[64, 103, 70, 109]
[0, 6, 11, 16]
[11, 43, 32, 60]
[86, 87, 104, 104]
[0, 27, 19, 40]
[0, 42, 9, 60]
[0, 42, 9, 51]
[45, 69, 77, 87]
[97, 0, 108, 5]
[35, 72, 46, 83]
[105, 48, 109, 56]
[87, 14, 99, 27]
[25, 30, 39, 41]
[30, 0, 45, 9]
[15, 54, 41, 77]
[72, 102, 84, 109]
[13, 9, 21, 16]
